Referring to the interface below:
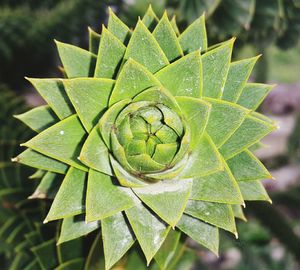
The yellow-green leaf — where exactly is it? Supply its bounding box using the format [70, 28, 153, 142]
[14, 149, 68, 174]
[239, 181, 271, 202]
[107, 7, 131, 43]
[220, 114, 276, 159]
[102, 212, 135, 270]
[222, 56, 259, 102]
[80, 127, 113, 176]
[142, 5, 159, 31]
[177, 214, 219, 255]
[185, 200, 236, 234]
[204, 98, 248, 147]
[170, 16, 180, 36]
[29, 171, 61, 199]
[154, 229, 181, 270]
[109, 59, 161, 106]
[14, 105, 58, 132]
[202, 40, 234, 98]
[133, 179, 193, 227]
[86, 169, 137, 222]
[63, 78, 114, 132]
[176, 97, 210, 148]
[237, 83, 274, 110]
[231, 205, 247, 221]
[45, 167, 87, 222]
[88, 27, 101, 55]
[22, 115, 88, 171]
[179, 133, 223, 178]
[153, 12, 183, 62]
[191, 164, 243, 204]
[227, 150, 272, 181]
[26, 78, 73, 120]
[94, 27, 126, 79]
[178, 15, 207, 53]
[58, 215, 100, 244]
[56, 40, 96, 78]
[155, 51, 202, 97]
[126, 203, 171, 265]
[124, 20, 169, 73]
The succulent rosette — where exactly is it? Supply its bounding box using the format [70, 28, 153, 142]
[14, 6, 277, 270]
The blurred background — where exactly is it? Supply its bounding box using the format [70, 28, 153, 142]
[1, 0, 300, 269]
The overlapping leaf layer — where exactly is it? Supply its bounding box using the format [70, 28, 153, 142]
[15, 6, 277, 270]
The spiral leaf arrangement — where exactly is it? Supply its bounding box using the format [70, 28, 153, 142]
[14, 6, 277, 270]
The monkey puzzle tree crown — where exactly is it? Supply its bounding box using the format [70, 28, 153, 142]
[14, 5, 277, 270]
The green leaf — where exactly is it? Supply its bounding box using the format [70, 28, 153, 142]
[156, 104, 183, 136]
[31, 239, 57, 270]
[222, 56, 259, 102]
[227, 150, 272, 181]
[14, 149, 68, 174]
[177, 214, 219, 255]
[80, 127, 112, 176]
[86, 169, 137, 222]
[145, 155, 188, 181]
[179, 133, 223, 178]
[55, 259, 84, 270]
[239, 181, 271, 202]
[142, 4, 159, 31]
[133, 179, 193, 227]
[102, 212, 135, 270]
[237, 83, 274, 110]
[45, 167, 86, 222]
[84, 233, 104, 270]
[154, 229, 181, 270]
[202, 40, 234, 98]
[58, 215, 100, 244]
[88, 27, 101, 55]
[99, 99, 131, 147]
[190, 164, 244, 204]
[127, 154, 165, 173]
[155, 51, 202, 97]
[29, 171, 61, 199]
[124, 20, 169, 73]
[55, 40, 96, 78]
[133, 86, 181, 114]
[170, 16, 180, 36]
[110, 156, 147, 187]
[108, 7, 131, 43]
[179, 15, 207, 53]
[220, 114, 276, 159]
[57, 238, 83, 263]
[152, 143, 178, 164]
[176, 97, 210, 148]
[22, 115, 88, 171]
[125, 251, 148, 270]
[94, 27, 126, 79]
[153, 12, 183, 62]
[185, 200, 237, 234]
[26, 78, 73, 120]
[29, 169, 46, 179]
[63, 78, 114, 132]
[126, 203, 171, 264]
[204, 98, 248, 147]
[14, 105, 58, 132]
[231, 205, 247, 221]
[109, 59, 161, 106]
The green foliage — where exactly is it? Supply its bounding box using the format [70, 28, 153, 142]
[14, 7, 277, 269]
[0, 0, 106, 88]
[119, 0, 300, 50]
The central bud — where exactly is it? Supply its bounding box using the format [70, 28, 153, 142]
[113, 102, 185, 174]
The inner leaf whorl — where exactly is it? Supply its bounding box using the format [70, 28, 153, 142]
[112, 102, 187, 176]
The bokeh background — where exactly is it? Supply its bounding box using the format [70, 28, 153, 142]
[1, 1, 300, 269]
